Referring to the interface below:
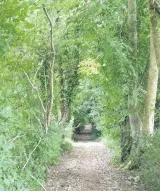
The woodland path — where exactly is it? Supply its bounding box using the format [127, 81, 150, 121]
[45, 127, 138, 191]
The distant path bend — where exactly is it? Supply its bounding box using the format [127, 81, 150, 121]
[46, 141, 138, 191]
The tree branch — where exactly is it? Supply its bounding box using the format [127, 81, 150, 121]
[30, 174, 47, 191]
[42, 4, 53, 29]
[22, 137, 42, 171]
[24, 71, 46, 113]
[9, 132, 22, 143]
[33, 113, 44, 131]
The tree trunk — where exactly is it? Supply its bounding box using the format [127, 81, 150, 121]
[128, 0, 137, 58]
[128, 0, 142, 142]
[60, 103, 69, 124]
[143, 31, 158, 135]
[143, 0, 160, 135]
[122, 0, 143, 167]
[129, 107, 142, 138]
[43, 5, 55, 134]
[121, 117, 132, 162]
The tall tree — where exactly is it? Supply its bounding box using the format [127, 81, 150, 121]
[43, 5, 55, 133]
[127, 0, 142, 162]
[128, 0, 142, 136]
[143, 0, 160, 135]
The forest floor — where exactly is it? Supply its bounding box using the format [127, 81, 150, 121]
[45, 128, 139, 191]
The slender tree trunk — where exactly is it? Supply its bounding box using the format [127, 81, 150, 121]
[143, 31, 158, 135]
[58, 56, 69, 124]
[143, 0, 160, 135]
[60, 103, 69, 123]
[43, 5, 55, 134]
[58, 28, 80, 125]
[150, 2, 160, 67]
[128, 0, 142, 141]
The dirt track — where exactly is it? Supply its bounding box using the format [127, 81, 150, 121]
[45, 141, 138, 191]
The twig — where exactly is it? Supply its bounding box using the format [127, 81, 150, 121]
[22, 138, 42, 171]
[33, 113, 44, 131]
[30, 174, 47, 191]
[24, 71, 36, 89]
[42, 4, 53, 29]
[24, 150, 28, 161]
[75, 123, 81, 129]
[9, 132, 22, 143]
[24, 71, 46, 113]
[44, 66, 48, 99]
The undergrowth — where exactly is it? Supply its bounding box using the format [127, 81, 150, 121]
[0, 118, 74, 190]
[139, 130, 160, 190]
[101, 127, 121, 163]
[101, 127, 160, 191]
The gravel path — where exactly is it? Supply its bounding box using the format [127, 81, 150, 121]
[45, 141, 138, 191]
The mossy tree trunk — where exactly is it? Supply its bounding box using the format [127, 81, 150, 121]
[121, 0, 142, 164]
[120, 117, 132, 162]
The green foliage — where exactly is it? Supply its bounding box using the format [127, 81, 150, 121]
[61, 139, 73, 153]
[0, 1, 65, 189]
[0, 136, 26, 190]
[0, 0, 157, 190]
[62, 117, 75, 139]
[0, 120, 62, 190]
[102, 128, 121, 162]
[59, 118, 74, 152]
[139, 131, 160, 190]
[36, 123, 62, 164]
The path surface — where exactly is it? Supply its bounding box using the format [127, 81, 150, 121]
[45, 141, 138, 191]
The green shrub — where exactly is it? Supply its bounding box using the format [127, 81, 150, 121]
[59, 118, 74, 152]
[0, 120, 62, 191]
[61, 139, 73, 152]
[63, 117, 74, 139]
[0, 135, 28, 190]
[102, 127, 121, 162]
[36, 122, 62, 165]
[139, 131, 160, 190]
